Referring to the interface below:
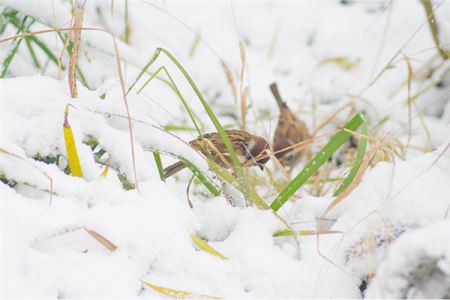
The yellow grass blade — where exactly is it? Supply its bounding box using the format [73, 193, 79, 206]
[318, 56, 359, 70]
[100, 165, 109, 177]
[142, 281, 221, 299]
[191, 234, 227, 260]
[63, 105, 83, 177]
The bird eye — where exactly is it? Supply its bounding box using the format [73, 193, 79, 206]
[285, 154, 295, 162]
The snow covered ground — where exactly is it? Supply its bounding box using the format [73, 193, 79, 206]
[1, 0, 450, 298]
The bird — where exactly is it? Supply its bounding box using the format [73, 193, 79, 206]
[270, 82, 311, 167]
[163, 130, 271, 179]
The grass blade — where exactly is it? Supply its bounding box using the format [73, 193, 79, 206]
[129, 48, 250, 202]
[1, 16, 27, 77]
[84, 228, 117, 252]
[421, 0, 449, 60]
[273, 229, 343, 237]
[208, 160, 268, 209]
[100, 164, 109, 177]
[152, 151, 165, 181]
[270, 113, 365, 211]
[142, 280, 220, 299]
[68, 5, 84, 98]
[163, 124, 197, 132]
[25, 37, 41, 69]
[333, 119, 368, 196]
[0, 37, 24, 77]
[188, 32, 201, 57]
[63, 105, 83, 177]
[137, 65, 204, 136]
[158, 48, 250, 200]
[191, 234, 227, 260]
[123, 0, 130, 44]
[31, 34, 63, 68]
[180, 158, 220, 196]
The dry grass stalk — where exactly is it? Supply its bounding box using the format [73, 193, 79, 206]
[30, 226, 117, 252]
[238, 42, 248, 131]
[270, 152, 292, 181]
[0, 26, 140, 192]
[186, 175, 194, 208]
[363, 233, 376, 283]
[421, 0, 449, 60]
[310, 162, 329, 196]
[312, 102, 353, 136]
[404, 54, 414, 156]
[58, 23, 74, 71]
[323, 136, 389, 216]
[85, 228, 118, 252]
[414, 102, 433, 151]
[111, 39, 140, 192]
[221, 61, 238, 104]
[239, 41, 246, 84]
[68, 4, 85, 98]
[203, 138, 234, 171]
[51, 0, 63, 79]
[241, 86, 249, 131]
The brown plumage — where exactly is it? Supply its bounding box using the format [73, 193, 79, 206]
[270, 82, 311, 167]
[163, 130, 271, 179]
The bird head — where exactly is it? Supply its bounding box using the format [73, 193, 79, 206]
[244, 135, 271, 169]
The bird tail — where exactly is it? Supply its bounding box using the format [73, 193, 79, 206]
[163, 161, 186, 179]
[270, 82, 287, 111]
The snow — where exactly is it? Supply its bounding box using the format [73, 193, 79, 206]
[366, 220, 450, 298]
[1, 0, 450, 298]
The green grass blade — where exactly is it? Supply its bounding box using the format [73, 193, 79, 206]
[273, 229, 342, 237]
[209, 160, 268, 209]
[129, 48, 251, 202]
[180, 158, 220, 197]
[137, 65, 204, 136]
[25, 37, 41, 69]
[76, 65, 89, 89]
[118, 173, 135, 190]
[124, 0, 130, 44]
[270, 113, 365, 211]
[1, 37, 24, 77]
[7, 13, 62, 70]
[158, 48, 250, 201]
[1, 16, 28, 77]
[333, 120, 368, 196]
[188, 33, 201, 57]
[152, 151, 165, 181]
[30, 35, 62, 68]
[163, 124, 197, 132]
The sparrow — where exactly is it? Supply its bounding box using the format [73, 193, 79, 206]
[270, 82, 311, 167]
[163, 130, 271, 179]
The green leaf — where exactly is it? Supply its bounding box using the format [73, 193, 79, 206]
[180, 158, 220, 197]
[152, 151, 165, 182]
[208, 160, 269, 209]
[270, 113, 365, 211]
[333, 120, 367, 196]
